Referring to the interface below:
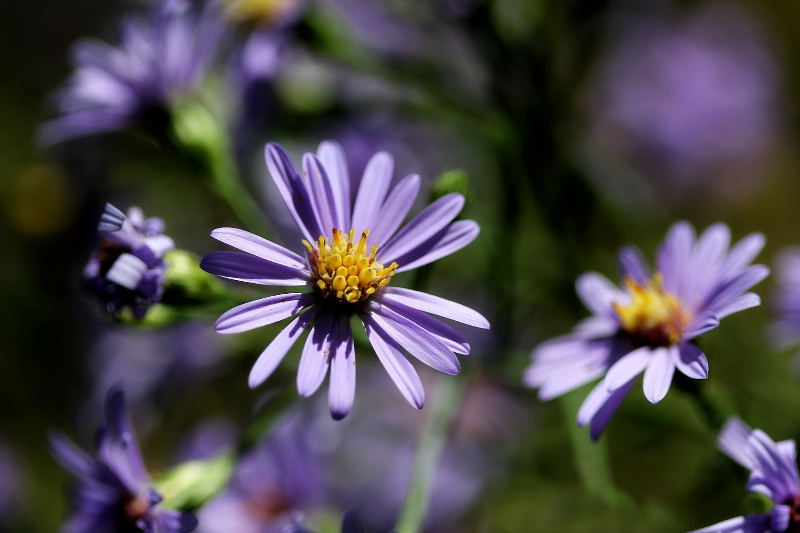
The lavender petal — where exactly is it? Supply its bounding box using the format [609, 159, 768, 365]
[265, 143, 322, 242]
[328, 316, 356, 420]
[363, 316, 425, 409]
[369, 174, 421, 247]
[248, 309, 317, 388]
[200, 251, 309, 286]
[216, 293, 313, 334]
[296, 312, 336, 397]
[393, 220, 479, 273]
[210, 227, 306, 269]
[642, 347, 675, 404]
[351, 151, 393, 232]
[380, 287, 489, 328]
[604, 346, 651, 391]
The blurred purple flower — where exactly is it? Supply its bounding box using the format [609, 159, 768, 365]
[525, 222, 768, 440]
[770, 248, 800, 350]
[51, 389, 198, 533]
[84, 203, 174, 319]
[201, 141, 488, 419]
[197, 412, 325, 533]
[40, 0, 223, 144]
[586, 4, 781, 204]
[689, 418, 800, 533]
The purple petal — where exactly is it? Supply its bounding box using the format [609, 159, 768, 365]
[687, 514, 770, 533]
[363, 316, 425, 409]
[618, 246, 650, 284]
[577, 379, 635, 441]
[210, 227, 306, 269]
[720, 232, 766, 280]
[674, 344, 709, 380]
[683, 312, 720, 340]
[265, 143, 322, 242]
[328, 316, 356, 420]
[316, 141, 351, 230]
[379, 193, 464, 263]
[38, 109, 132, 145]
[642, 347, 675, 404]
[369, 174, 421, 247]
[351, 151, 393, 232]
[296, 312, 335, 397]
[366, 302, 460, 375]
[703, 266, 769, 318]
[576, 272, 627, 317]
[771, 505, 790, 532]
[393, 220, 479, 273]
[200, 251, 309, 286]
[717, 417, 754, 469]
[248, 309, 317, 388]
[49, 434, 96, 478]
[380, 287, 489, 328]
[152, 509, 199, 533]
[746, 430, 800, 502]
[375, 296, 470, 354]
[216, 293, 314, 334]
[303, 153, 340, 238]
[657, 221, 695, 295]
[604, 347, 651, 391]
[713, 293, 761, 320]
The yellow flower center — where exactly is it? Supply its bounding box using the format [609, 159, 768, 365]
[613, 274, 692, 348]
[304, 229, 398, 305]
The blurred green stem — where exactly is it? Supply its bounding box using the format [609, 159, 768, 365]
[171, 99, 271, 237]
[395, 375, 466, 533]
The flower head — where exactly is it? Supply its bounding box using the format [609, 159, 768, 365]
[83, 203, 175, 318]
[200, 141, 488, 419]
[689, 418, 800, 533]
[770, 248, 800, 350]
[40, 0, 222, 144]
[524, 222, 768, 439]
[50, 389, 198, 533]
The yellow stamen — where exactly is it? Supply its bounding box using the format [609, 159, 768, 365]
[306, 227, 398, 305]
[613, 274, 692, 348]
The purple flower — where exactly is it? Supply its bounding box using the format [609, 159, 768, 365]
[40, 0, 222, 144]
[51, 389, 198, 533]
[84, 203, 175, 318]
[524, 222, 768, 440]
[200, 141, 488, 419]
[689, 418, 800, 533]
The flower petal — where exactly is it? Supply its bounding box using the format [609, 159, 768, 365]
[316, 141, 351, 230]
[366, 302, 460, 375]
[576, 272, 627, 317]
[200, 251, 309, 286]
[577, 379, 635, 441]
[296, 312, 335, 397]
[720, 232, 765, 280]
[380, 287, 489, 329]
[642, 347, 675, 404]
[216, 293, 314, 334]
[248, 309, 317, 388]
[687, 514, 770, 533]
[351, 151, 393, 232]
[674, 343, 709, 380]
[717, 417, 754, 469]
[618, 246, 650, 284]
[379, 193, 465, 264]
[362, 315, 425, 409]
[328, 316, 356, 420]
[604, 347, 651, 391]
[303, 153, 340, 239]
[375, 295, 470, 354]
[210, 227, 306, 269]
[657, 221, 695, 295]
[370, 174, 421, 247]
[393, 220, 479, 273]
[265, 142, 322, 242]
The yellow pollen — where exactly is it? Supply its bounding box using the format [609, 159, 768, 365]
[613, 273, 692, 347]
[305, 228, 398, 304]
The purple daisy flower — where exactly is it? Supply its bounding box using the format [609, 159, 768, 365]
[40, 0, 222, 144]
[51, 389, 198, 533]
[689, 418, 800, 533]
[524, 222, 768, 440]
[84, 203, 175, 318]
[200, 141, 488, 419]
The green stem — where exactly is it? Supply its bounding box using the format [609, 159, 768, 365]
[395, 375, 466, 533]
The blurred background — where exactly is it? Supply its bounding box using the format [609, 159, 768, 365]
[4, 0, 800, 531]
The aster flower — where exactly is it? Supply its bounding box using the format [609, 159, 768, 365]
[39, 0, 222, 144]
[50, 389, 198, 533]
[689, 418, 800, 533]
[524, 222, 768, 440]
[200, 141, 488, 419]
[83, 203, 174, 318]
